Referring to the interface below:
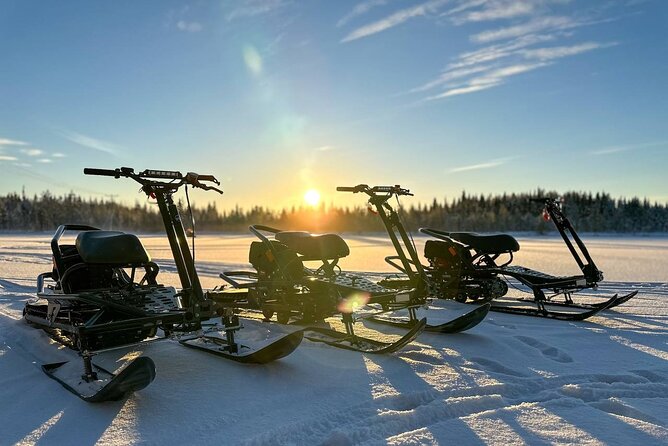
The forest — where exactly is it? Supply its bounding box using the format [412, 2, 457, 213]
[0, 189, 666, 234]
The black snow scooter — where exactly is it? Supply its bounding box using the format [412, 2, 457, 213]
[24, 167, 302, 402]
[215, 222, 427, 354]
[335, 184, 491, 332]
[419, 198, 638, 320]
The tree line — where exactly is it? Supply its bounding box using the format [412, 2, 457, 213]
[0, 189, 666, 234]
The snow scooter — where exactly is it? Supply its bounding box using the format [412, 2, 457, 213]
[419, 197, 638, 320]
[24, 167, 303, 402]
[216, 222, 427, 354]
[334, 184, 490, 332]
[216, 185, 488, 346]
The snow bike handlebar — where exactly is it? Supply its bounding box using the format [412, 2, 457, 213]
[84, 167, 224, 195]
[336, 184, 413, 197]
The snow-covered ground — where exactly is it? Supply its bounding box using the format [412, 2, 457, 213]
[0, 233, 666, 445]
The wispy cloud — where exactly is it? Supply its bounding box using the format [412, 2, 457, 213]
[448, 33, 564, 69]
[520, 41, 617, 61]
[337, 0, 389, 27]
[345, 0, 621, 101]
[0, 138, 28, 146]
[440, 0, 487, 18]
[20, 148, 44, 157]
[0, 137, 65, 164]
[590, 141, 668, 155]
[226, 0, 292, 21]
[471, 15, 578, 43]
[342, 0, 448, 43]
[59, 130, 123, 156]
[418, 40, 613, 100]
[176, 20, 203, 32]
[408, 0, 619, 101]
[431, 82, 499, 98]
[449, 157, 513, 173]
[166, 5, 205, 33]
[411, 64, 492, 93]
[452, 0, 537, 25]
[426, 62, 548, 99]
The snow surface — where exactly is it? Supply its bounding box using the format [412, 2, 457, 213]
[0, 233, 666, 445]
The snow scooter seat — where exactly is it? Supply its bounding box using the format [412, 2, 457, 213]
[446, 232, 520, 255]
[249, 240, 304, 280]
[275, 231, 350, 261]
[76, 231, 151, 265]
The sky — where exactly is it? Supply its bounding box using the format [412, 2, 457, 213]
[1, 0, 667, 211]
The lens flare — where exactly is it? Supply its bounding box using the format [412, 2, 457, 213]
[243, 45, 262, 76]
[337, 292, 371, 314]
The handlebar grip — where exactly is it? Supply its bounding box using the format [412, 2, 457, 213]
[84, 168, 119, 177]
[336, 186, 356, 192]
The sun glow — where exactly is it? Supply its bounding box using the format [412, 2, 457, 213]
[304, 189, 321, 207]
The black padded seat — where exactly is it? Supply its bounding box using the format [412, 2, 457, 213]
[447, 232, 520, 254]
[275, 231, 350, 261]
[76, 231, 151, 265]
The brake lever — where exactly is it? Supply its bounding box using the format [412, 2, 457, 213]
[197, 183, 224, 195]
[201, 184, 223, 195]
[183, 172, 224, 194]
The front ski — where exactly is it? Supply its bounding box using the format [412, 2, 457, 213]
[590, 290, 638, 309]
[42, 356, 156, 402]
[370, 303, 490, 333]
[508, 290, 637, 311]
[180, 329, 303, 364]
[302, 317, 426, 354]
[490, 293, 619, 321]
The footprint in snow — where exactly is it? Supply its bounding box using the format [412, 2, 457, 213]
[400, 350, 447, 366]
[514, 336, 574, 363]
[485, 319, 517, 330]
[468, 357, 528, 377]
[631, 369, 668, 383]
[590, 398, 667, 428]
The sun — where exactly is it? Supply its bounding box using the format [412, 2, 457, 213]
[304, 189, 321, 207]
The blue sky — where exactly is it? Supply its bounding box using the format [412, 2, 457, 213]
[1, 0, 666, 210]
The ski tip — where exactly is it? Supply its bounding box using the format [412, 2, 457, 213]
[618, 290, 639, 302]
[247, 328, 304, 364]
[41, 361, 68, 373]
[459, 302, 490, 319]
[181, 328, 303, 364]
[129, 357, 157, 388]
[599, 294, 619, 311]
[42, 356, 156, 403]
[419, 302, 492, 334]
